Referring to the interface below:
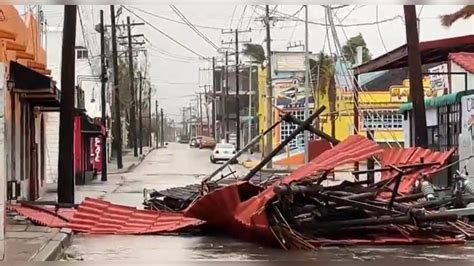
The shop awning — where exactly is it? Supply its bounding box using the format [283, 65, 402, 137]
[80, 113, 105, 136]
[399, 90, 474, 113]
[9, 61, 60, 109]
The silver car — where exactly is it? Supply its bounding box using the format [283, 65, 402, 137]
[210, 143, 238, 164]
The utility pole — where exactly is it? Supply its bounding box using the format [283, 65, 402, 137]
[126, 16, 138, 157]
[198, 93, 203, 135]
[264, 5, 273, 168]
[303, 5, 310, 164]
[138, 72, 143, 155]
[220, 66, 226, 141]
[155, 100, 159, 148]
[189, 103, 193, 138]
[99, 9, 107, 181]
[58, 5, 76, 204]
[225, 51, 229, 142]
[148, 83, 152, 147]
[248, 64, 253, 152]
[110, 5, 123, 169]
[404, 5, 428, 148]
[160, 108, 164, 146]
[222, 28, 251, 151]
[211, 57, 216, 139]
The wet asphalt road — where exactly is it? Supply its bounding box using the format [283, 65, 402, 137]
[65, 143, 474, 262]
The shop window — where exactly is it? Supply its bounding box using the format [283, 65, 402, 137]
[362, 110, 403, 130]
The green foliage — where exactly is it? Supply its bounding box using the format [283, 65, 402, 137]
[242, 43, 266, 64]
[342, 33, 372, 65]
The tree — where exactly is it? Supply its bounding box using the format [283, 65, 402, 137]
[242, 43, 266, 64]
[310, 52, 337, 138]
[440, 5, 474, 27]
[342, 33, 372, 65]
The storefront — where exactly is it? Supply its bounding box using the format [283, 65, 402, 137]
[74, 112, 106, 185]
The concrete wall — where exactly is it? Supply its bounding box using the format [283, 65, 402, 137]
[0, 63, 5, 260]
[44, 112, 59, 184]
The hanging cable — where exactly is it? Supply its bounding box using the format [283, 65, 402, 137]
[375, 6, 389, 53]
[121, 5, 210, 61]
[169, 5, 220, 50]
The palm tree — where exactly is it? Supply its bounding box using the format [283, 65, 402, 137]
[310, 52, 337, 138]
[242, 43, 266, 64]
[440, 5, 474, 27]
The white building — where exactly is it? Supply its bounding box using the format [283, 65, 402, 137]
[44, 9, 112, 185]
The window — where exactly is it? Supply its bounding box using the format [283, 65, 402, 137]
[77, 49, 88, 60]
[437, 104, 461, 155]
[362, 110, 403, 130]
[279, 109, 316, 149]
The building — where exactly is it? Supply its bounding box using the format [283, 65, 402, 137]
[0, 6, 59, 200]
[44, 8, 112, 185]
[357, 34, 474, 184]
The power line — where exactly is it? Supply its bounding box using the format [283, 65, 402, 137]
[121, 5, 210, 61]
[169, 5, 219, 50]
[237, 5, 248, 29]
[375, 6, 389, 53]
[128, 6, 222, 30]
[256, 5, 404, 27]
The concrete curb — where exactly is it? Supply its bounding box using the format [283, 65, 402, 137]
[29, 228, 73, 261]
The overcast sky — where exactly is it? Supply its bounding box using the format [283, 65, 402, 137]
[30, 4, 474, 120]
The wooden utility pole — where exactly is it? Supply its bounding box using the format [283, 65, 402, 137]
[110, 5, 123, 169]
[225, 51, 229, 142]
[222, 28, 251, 150]
[160, 108, 164, 146]
[58, 5, 77, 204]
[148, 83, 152, 147]
[220, 66, 226, 141]
[264, 5, 273, 168]
[155, 100, 159, 148]
[404, 5, 428, 148]
[126, 16, 138, 157]
[211, 57, 216, 139]
[99, 9, 107, 181]
[198, 93, 203, 135]
[138, 72, 143, 155]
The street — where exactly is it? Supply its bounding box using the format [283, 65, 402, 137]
[65, 143, 474, 262]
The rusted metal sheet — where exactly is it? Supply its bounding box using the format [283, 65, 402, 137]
[69, 197, 204, 234]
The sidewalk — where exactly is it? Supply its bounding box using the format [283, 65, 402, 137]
[5, 215, 72, 261]
[4, 147, 155, 261]
[108, 147, 153, 174]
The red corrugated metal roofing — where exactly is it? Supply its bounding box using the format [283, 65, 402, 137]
[7, 204, 75, 228]
[449, 52, 474, 73]
[186, 135, 383, 242]
[380, 147, 455, 197]
[68, 197, 204, 234]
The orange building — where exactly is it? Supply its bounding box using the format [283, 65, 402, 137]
[0, 6, 59, 200]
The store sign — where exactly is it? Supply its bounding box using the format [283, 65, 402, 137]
[390, 77, 432, 102]
[429, 63, 450, 94]
[90, 137, 102, 172]
[462, 95, 474, 132]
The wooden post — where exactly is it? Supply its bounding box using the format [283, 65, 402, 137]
[404, 5, 428, 148]
[99, 10, 107, 181]
[126, 16, 138, 157]
[110, 5, 123, 169]
[139, 72, 143, 155]
[265, 5, 273, 168]
[58, 5, 77, 204]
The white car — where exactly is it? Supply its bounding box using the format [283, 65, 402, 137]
[210, 143, 238, 164]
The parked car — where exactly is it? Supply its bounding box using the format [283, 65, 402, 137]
[210, 143, 238, 164]
[189, 136, 203, 148]
[199, 136, 216, 149]
[178, 135, 190, 144]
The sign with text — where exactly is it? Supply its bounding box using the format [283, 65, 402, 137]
[390, 77, 433, 102]
[429, 63, 450, 94]
[90, 137, 102, 172]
